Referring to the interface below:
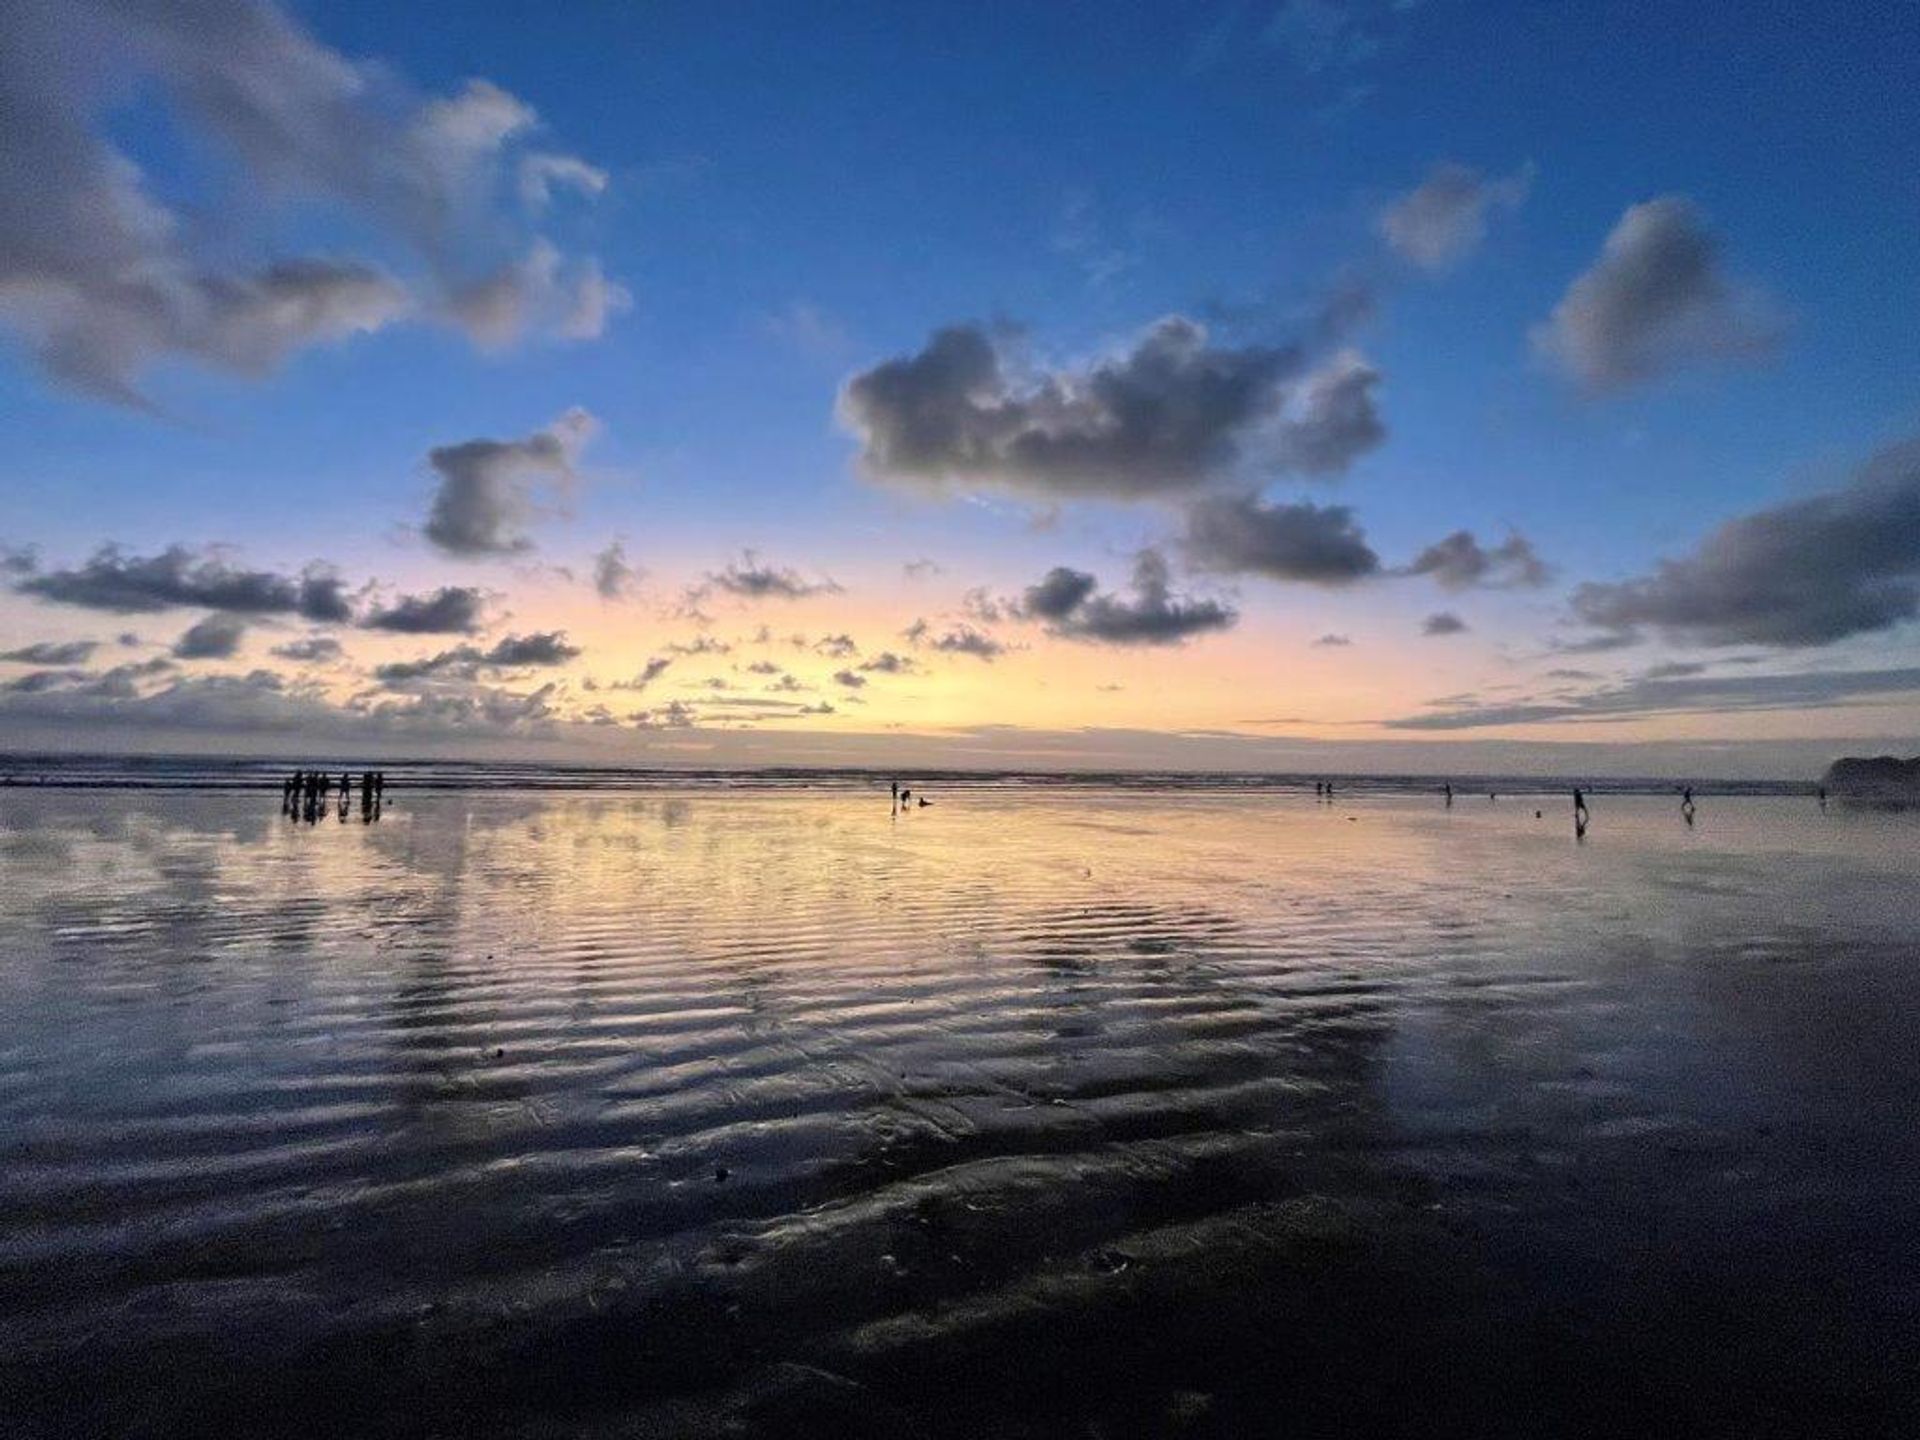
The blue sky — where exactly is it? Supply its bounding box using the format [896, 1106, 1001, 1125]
[2, 0, 1918, 773]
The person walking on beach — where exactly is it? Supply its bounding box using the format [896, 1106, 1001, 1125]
[891, 779, 899, 814]
[1573, 786, 1589, 821]
[1443, 782, 1453, 807]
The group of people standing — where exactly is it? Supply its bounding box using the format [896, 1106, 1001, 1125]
[281, 768, 386, 823]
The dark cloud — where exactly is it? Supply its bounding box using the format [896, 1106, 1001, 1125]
[1312, 633, 1351, 647]
[1422, 611, 1469, 636]
[839, 316, 1384, 500]
[1022, 568, 1100, 620]
[172, 613, 248, 659]
[858, 651, 917, 675]
[0, 640, 98, 665]
[593, 540, 640, 599]
[1533, 196, 1780, 390]
[1378, 162, 1533, 270]
[696, 552, 841, 603]
[1402, 530, 1550, 590]
[486, 632, 580, 666]
[1023, 550, 1237, 647]
[1570, 438, 1920, 648]
[423, 409, 597, 556]
[271, 635, 344, 663]
[666, 636, 731, 657]
[904, 620, 1007, 660]
[611, 657, 673, 692]
[1387, 664, 1920, 731]
[903, 558, 942, 579]
[1183, 494, 1381, 584]
[0, 0, 620, 402]
[372, 630, 579, 684]
[360, 586, 488, 634]
[17, 544, 355, 620]
[832, 669, 867, 689]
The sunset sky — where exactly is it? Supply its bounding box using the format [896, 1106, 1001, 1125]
[3, 0, 1918, 775]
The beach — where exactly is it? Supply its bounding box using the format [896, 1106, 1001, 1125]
[3, 776, 1918, 1437]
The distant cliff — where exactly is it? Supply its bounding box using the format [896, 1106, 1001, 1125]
[1823, 755, 1920, 795]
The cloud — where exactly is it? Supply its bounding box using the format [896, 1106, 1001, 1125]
[0, 640, 98, 665]
[1379, 162, 1533, 270]
[1386, 664, 1920, 731]
[0, 0, 620, 401]
[1532, 196, 1780, 389]
[360, 586, 488, 634]
[1569, 438, 1920, 648]
[904, 620, 1007, 660]
[0, 664, 567, 741]
[1021, 567, 1100, 620]
[1263, 0, 1378, 72]
[699, 552, 842, 602]
[1183, 493, 1381, 584]
[423, 408, 598, 556]
[483, 631, 580, 666]
[839, 316, 1385, 501]
[1402, 530, 1550, 590]
[1312, 633, 1351, 647]
[16, 544, 354, 620]
[903, 558, 942, 579]
[373, 630, 579, 684]
[1022, 550, 1237, 647]
[611, 657, 673, 692]
[592, 540, 640, 599]
[766, 300, 854, 361]
[172, 613, 248, 658]
[518, 152, 609, 210]
[832, 668, 867, 689]
[858, 651, 917, 675]
[813, 633, 858, 658]
[666, 636, 732, 657]
[272, 634, 344, 663]
[447, 243, 630, 349]
[1422, 611, 1469, 636]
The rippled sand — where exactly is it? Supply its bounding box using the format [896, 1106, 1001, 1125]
[3, 786, 1918, 1437]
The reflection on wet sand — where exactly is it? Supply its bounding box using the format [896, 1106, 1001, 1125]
[1, 789, 1918, 1437]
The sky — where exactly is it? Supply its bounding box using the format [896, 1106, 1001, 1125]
[2, 0, 1918, 777]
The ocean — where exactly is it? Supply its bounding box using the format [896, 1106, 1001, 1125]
[2, 774, 1915, 1436]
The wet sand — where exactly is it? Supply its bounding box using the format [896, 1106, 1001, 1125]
[2, 786, 1918, 1437]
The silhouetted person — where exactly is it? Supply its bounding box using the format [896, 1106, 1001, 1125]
[1573, 786, 1589, 821]
[900, 787, 911, 806]
[1443, 782, 1453, 807]
[374, 772, 386, 802]
[1818, 785, 1827, 808]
